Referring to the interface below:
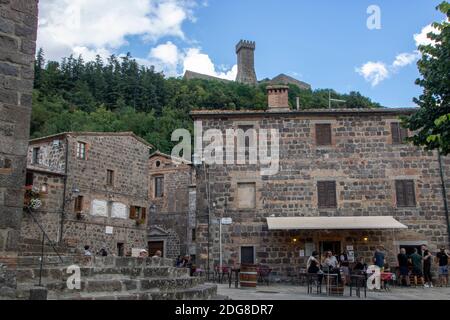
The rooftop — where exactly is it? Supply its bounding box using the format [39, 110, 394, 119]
[29, 132, 154, 149]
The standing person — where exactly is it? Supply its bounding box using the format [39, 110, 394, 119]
[422, 244, 433, 288]
[436, 247, 449, 287]
[340, 251, 350, 285]
[397, 248, 410, 286]
[373, 246, 385, 270]
[410, 248, 424, 287]
[353, 257, 368, 274]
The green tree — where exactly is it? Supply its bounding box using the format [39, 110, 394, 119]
[403, 2, 450, 155]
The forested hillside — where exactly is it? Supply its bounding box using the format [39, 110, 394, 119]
[32, 50, 383, 153]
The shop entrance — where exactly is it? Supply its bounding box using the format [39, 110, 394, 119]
[319, 241, 341, 256]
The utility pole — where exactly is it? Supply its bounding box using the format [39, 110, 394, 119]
[328, 89, 346, 109]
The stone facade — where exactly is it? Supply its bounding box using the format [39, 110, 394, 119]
[191, 106, 450, 279]
[236, 40, 257, 85]
[0, 0, 39, 296]
[148, 152, 196, 260]
[21, 132, 152, 256]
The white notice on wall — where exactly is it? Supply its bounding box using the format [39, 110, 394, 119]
[299, 250, 305, 257]
[111, 202, 127, 219]
[91, 200, 108, 217]
[105, 226, 114, 235]
[346, 245, 354, 251]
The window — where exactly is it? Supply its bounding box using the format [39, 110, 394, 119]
[74, 196, 83, 212]
[32, 147, 40, 164]
[76, 142, 86, 160]
[106, 170, 114, 186]
[241, 246, 255, 264]
[129, 206, 146, 221]
[396, 180, 416, 207]
[237, 182, 256, 209]
[391, 123, 409, 144]
[191, 228, 196, 242]
[317, 181, 337, 208]
[238, 125, 255, 160]
[316, 124, 332, 146]
[25, 172, 34, 186]
[1, 158, 11, 169]
[154, 176, 164, 198]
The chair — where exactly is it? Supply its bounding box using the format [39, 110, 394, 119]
[306, 273, 322, 295]
[350, 273, 367, 298]
[257, 265, 272, 286]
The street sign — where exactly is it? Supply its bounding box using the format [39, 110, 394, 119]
[221, 218, 232, 225]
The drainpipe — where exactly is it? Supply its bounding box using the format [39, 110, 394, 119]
[59, 136, 69, 244]
[438, 152, 450, 245]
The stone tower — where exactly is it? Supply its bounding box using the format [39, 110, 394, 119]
[236, 40, 257, 85]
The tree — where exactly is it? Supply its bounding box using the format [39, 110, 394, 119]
[403, 2, 450, 155]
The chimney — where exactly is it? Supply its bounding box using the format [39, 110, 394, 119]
[267, 85, 290, 111]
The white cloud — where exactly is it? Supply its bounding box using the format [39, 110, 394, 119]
[182, 48, 237, 80]
[355, 61, 389, 87]
[392, 51, 420, 69]
[37, 0, 197, 61]
[414, 24, 440, 47]
[150, 41, 180, 66]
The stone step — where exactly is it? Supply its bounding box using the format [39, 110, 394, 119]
[17, 276, 205, 297]
[16, 265, 190, 282]
[47, 283, 218, 300]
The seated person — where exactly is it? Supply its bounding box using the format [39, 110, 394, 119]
[307, 251, 323, 284]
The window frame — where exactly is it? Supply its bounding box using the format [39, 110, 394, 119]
[237, 182, 257, 209]
[391, 123, 409, 145]
[32, 147, 40, 164]
[317, 181, 337, 209]
[315, 123, 332, 146]
[106, 169, 115, 186]
[74, 195, 84, 213]
[154, 176, 164, 198]
[395, 180, 416, 208]
[76, 142, 87, 160]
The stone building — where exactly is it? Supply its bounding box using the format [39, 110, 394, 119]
[148, 151, 196, 260]
[191, 86, 450, 279]
[21, 132, 153, 256]
[0, 0, 39, 297]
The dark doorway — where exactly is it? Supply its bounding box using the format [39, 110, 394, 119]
[320, 241, 341, 257]
[241, 246, 255, 265]
[148, 241, 164, 257]
[117, 243, 124, 257]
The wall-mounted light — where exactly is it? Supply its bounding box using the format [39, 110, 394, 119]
[40, 183, 48, 194]
[292, 238, 298, 243]
[363, 237, 369, 242]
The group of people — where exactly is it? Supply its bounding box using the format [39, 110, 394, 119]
[306, 250, 352, 285]
[397, 245, 449, 288]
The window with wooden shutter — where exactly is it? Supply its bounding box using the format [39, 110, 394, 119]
[140, 207, 147, 221]
[129, 206, 137, 219]
[396, 180, 416, 207]
[316, 124, 332, 146]
[74, 196, 83, 212]
[391, 123, 408, 144]
[317, 181, 337, 208]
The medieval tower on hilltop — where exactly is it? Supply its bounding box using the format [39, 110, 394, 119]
[235, 40, 257, 85]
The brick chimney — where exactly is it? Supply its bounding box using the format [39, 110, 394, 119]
[267, 85, 290, 111]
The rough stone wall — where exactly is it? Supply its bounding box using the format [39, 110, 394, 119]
[27, 137, 66, 174]
[194, 111, 450, 278]
[20, 133, 151, 256]
[0, 0, 38, 254]
[149, 155, 194, 259]
[236, 40, 257, 85]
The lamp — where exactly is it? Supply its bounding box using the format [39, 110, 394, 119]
[40, 183, 48, 194]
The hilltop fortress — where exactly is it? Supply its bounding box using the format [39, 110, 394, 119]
[184, 40, 311, 90]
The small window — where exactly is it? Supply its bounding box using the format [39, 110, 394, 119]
[241, 246, 255, 264]
[317, 181, 337, 208]
[316, 124, 332, 146]
[237, 182, 256, 209]
[155, 160, 161, 168]
[391, 123, 409, 144]
[2, 158, 11, 169]
[74, 196, 83, 212]
[396, 180, 416, 207]
[25, 172, 34, 186]
[106, 170, 114, 186]
[192, 229, 196, 242]
[32, 147, 40, 164]
[155, 176, 164, 198]
[76, 142, 87, 160]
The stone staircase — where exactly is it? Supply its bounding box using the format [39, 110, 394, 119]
[12, 256, 219, 300]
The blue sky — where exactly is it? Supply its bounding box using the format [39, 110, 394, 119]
[38, 0, 444, 108]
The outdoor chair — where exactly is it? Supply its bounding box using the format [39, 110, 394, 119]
[306, 273, 322, 295]
[257, 265, 272, 286]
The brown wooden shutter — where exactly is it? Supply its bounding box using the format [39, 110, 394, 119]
[316, 124, 332, 146]
[141, 208, 147, 221]
[391, 123, 400, 144]
[396, 180, 406, 207]
[327, 181, 337, 208]
[318, 181, 327, 208]
[400, 127, 409, 143]
[129, 206, 136, 219]
[405, 180, 416, 207]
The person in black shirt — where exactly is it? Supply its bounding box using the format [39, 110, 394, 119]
[422, 244, 433, 288]
[436, 247, 449, 287]
[397, 248, 410, 286]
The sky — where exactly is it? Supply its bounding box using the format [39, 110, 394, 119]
[37, 0, 445, 108]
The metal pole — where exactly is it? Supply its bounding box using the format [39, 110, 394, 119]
[38, 232, 45, 286]
[438, 152, 450, 245]
[219, 218, 222, 272]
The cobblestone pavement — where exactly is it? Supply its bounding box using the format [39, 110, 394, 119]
[215, 283, 450, 300]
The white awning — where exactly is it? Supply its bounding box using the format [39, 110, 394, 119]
[266, 216, 408, 231]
